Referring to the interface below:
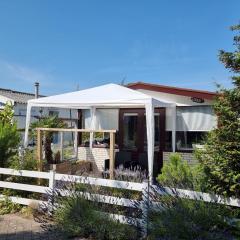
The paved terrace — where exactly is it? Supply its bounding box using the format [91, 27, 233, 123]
[0, 214, 62, 240]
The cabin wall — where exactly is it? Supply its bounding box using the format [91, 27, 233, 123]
[78, 146, 119, 172]
[135, 89, 213, 106]
[163, 151, 198, 166]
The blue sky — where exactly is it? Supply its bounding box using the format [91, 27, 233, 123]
[0, 0, 239, 95]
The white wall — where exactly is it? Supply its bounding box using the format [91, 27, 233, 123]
[0, 95, 14, 109]
[136, 89, 213, 106]
[83, 109, 119, 130]
[135, 89, 217, 131]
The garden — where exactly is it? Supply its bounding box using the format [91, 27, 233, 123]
[0, 24, 240, 240]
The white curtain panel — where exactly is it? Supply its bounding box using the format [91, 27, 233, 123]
[176, 106, 217, 131]
[82, 109, 119, 130]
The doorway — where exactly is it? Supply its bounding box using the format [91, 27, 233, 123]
[118, 108, 165, 177]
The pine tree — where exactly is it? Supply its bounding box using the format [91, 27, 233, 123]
[199, 24, 240, 197]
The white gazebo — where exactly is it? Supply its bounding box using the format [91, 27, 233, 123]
[24, 83, 176, 181]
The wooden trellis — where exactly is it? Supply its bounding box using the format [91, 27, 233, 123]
[36, 128, 116, 179]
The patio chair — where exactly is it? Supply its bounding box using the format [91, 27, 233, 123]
[115, 151, 132, 168]
[138, 152, 148, 170]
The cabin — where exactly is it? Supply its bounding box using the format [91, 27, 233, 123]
[24, 82, 217, 179]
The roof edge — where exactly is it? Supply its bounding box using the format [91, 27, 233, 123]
[0, 87, 45, 97]
[127, 81, 218, 100]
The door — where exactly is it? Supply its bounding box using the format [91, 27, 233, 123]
[118, 108, 165, 177]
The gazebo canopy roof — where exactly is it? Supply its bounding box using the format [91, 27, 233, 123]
[28, 83, 174, 108]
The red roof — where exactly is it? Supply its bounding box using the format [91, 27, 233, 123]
[127, 82, 217, 100]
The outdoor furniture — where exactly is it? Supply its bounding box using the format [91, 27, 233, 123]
[115, 151, 132, 168]
[138, 152, 148, 170]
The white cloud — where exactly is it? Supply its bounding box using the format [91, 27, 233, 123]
[0, 59, 53, 86]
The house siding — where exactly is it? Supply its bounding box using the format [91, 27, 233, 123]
[163, 151, 198, 166]
[78, 147, 119, 172]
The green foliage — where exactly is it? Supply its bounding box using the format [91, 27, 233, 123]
[53, 195, 138, 240]
[30, 115, 66, 138]
[2, 149, 45, 198]
[219, 24, 240, 87]
[9, 149, 38, 171]
[147, 196, 240, 240]
[197, 24, 240, 198]
[0, 102, 14, 124]
[0, 197, 22, 215]
[157, 153, 194, 189]
[0, 103, 20, 168]
[30, 115, 66, 164]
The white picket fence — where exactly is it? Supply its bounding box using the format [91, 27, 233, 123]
[0, 167, 240, 227]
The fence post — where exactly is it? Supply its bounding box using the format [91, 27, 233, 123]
[48, 166, 56, 215]
[141, 180, 149, 238]
[109, 132, 115, 179]
[49, 166, 56, 190]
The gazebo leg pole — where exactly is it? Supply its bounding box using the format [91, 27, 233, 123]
[37, 129, 43, 172]
[109, 132, 115, 179]
[37, 129, 43, 185]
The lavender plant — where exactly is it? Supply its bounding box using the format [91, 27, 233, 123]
[37, 175, 139, 240]
[132, 184, 240, 240]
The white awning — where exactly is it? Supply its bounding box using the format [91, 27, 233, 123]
[24, 83, 176, 181]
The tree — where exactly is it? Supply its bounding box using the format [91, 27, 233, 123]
[198, 24, 240, 197]
[0, 102, 20, 168]
[30, 116, 66, 164]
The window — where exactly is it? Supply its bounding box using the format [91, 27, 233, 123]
[165, 105, 216, 152]
[123, 113, 138, 150]
[19, 109, 26, 116]
[176, 131, 206, 151]
[176, 106, 216, 131]
[49, 110, 59, 117]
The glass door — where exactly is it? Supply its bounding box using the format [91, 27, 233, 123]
[123, 113, 138, 151]
[119, 108, 166, 177]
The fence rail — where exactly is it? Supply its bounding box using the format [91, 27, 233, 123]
[0, 167, 239, 228]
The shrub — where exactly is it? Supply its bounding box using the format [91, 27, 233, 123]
[0, 197, 22, 215]
[157, 153, 194, 189]
[41, 190, 138, 240]
[56, 197, 137, 239]
[0, 103, 20, 169]
[9, 149, 39, 171]
[3, 149, 46, 198]
[134, 185, 240, 240]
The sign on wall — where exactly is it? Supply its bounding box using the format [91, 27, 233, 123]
[191, 97, 205, 103]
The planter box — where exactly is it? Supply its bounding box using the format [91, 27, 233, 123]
[49, 162, 72, 174]
[49, 161, 92, 175]
[71, 161, 92, 175]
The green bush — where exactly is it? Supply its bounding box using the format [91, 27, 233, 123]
[157, 153, 207, 191]
[53, 195, 138, 240]
[147, 195, 240, 240]
[157, 153, 194, 189]
[9, 149, 39, 171]
[0, 197, 22, 215]
[0, 103, 20, 169]
[2, 149, 46, 198]
[131, 184, 240, 240]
